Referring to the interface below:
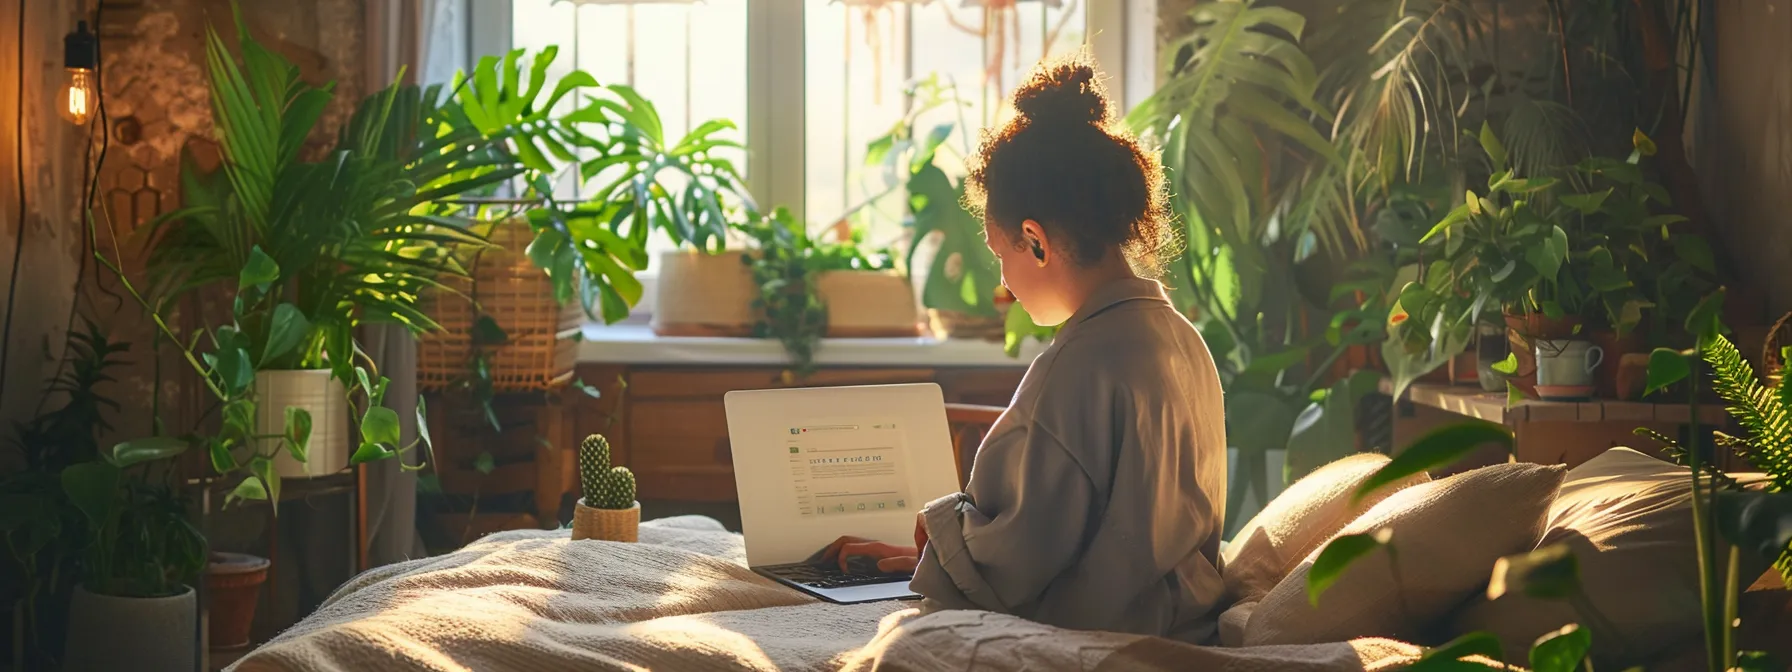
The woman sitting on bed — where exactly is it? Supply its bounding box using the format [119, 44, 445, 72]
[824, 54, 1229, 643]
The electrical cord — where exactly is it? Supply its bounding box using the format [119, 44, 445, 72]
[34, 0, 112, 419]
[2, 0, 31, 410]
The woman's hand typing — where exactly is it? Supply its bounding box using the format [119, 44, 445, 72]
[821, 515, 929, 574]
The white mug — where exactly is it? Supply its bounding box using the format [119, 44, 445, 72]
[1535, 339, 1604, 388]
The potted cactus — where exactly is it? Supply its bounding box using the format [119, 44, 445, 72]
[570, 434, 640, 542]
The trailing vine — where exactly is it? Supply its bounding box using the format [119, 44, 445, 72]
[736, 208, 894, 377]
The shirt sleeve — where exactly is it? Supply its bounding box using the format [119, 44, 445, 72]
[908, 423, 1097, 614]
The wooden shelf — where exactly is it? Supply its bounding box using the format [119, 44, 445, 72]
[1381, 379, 1729, 426]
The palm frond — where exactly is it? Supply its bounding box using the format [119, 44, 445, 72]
[1703, 335, 1792, 490]
[1309, 0, 1479, 192]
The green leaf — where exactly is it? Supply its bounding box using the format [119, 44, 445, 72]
[262, 303, 311, 366]
[1478, 121, 1507, 168]
[1527, 226, 1569, 280]
[1491, 353, 1518, 375]
[209, 438, 238, 474]
[1529, 624, 1592, 672]
[360, 406, 402, 446]
[1685, 287, 1728, 341]
[216, 345, 255, 395]
[239, 245, 280, 290]
[250, 456, 281, 510]
[1226, 391, 1300, 454]
[1734, 652, 1785, 672]
[1672, 235, 1716, 274]
[285, 406, 312, 463]
[230, 475, 268, 501]
[1644, 347, 1691, 397]
[1713, 490, 1792, 571]
[109, 437, 192, 468]
[1632, 128, 1658, 157]
[1417, 632, 1505, 666]
[1354, 421, 1514, 504]
[1488, 543, 1581, 600]
[351, 442, 395, 465]
[1506, 381, 1527, 408]
[1557, 189, 1612, 215]
[415, 395, 434, 468]
[61, 461, 121, 525]
[471, 315, 508, 347]
[474, 451, 497, 475]
[1306, 529, 1392, 606]
[1242, 346, 1313, 375]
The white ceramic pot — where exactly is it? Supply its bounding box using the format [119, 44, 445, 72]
[62, 584, 196, 672]
[257, 369, 352, 479]
[651, 249, 757, 337]
[815, 270, 921, 337]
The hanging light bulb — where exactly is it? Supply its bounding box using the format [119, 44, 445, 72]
[59, 20, 97, 126]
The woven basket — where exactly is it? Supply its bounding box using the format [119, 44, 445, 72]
[420, 219, 580, 392]
[570, 500, 640, 542]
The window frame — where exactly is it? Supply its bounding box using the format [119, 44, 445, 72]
[472, 0, 1156, 321]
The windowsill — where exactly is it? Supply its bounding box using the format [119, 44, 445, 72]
[576, 323, 1043, 368]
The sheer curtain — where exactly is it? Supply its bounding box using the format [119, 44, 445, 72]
[360, 0, 470, 569]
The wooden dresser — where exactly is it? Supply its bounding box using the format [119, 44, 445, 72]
[569, 325, 1035, 503]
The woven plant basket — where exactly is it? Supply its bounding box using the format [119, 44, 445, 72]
[570, 499, 640, 542]
[419, 218, 581, 392]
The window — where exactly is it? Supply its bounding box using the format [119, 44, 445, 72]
[803, 1, 1087, 249]
[496, 0, 1145, 317]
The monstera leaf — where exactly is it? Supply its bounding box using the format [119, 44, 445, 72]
[907, 164, 1002, 317]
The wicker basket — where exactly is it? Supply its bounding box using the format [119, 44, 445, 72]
[420, 219, 581, 392]
[570, 499, 640, 542]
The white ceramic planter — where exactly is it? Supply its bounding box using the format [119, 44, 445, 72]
[257, 369, 352, 479]
[62, 584, 196, 672]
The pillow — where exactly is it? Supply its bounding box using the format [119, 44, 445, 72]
[1447, 447, 1770, 666]
[1223, 453, 1432, 605]
[1243, 462, 1567, 646]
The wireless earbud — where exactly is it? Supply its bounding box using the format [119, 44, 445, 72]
[1030, 239, 1045, 261]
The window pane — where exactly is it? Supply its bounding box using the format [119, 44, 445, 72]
[513, 0, 749, 264]
[806, 0, 1087, 250]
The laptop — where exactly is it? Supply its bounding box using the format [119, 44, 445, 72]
[724, 383, 964, 604]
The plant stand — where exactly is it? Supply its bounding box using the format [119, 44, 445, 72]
[190, 467, 368, 671]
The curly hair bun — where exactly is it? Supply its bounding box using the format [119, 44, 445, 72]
[1011, 56, 1109, 128]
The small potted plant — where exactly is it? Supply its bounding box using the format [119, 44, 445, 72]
[571, 435, 640, 542]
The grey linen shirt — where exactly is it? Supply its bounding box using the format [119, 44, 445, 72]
[910, 277, 1229, 643]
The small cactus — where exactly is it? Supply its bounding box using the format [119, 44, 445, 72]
[578, 434, 636, 509]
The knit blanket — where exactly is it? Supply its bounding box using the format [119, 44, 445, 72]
[229, 516, 1429, 671]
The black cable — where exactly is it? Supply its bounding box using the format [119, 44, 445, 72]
[2, 0, 31, 410]
[37, 1, 112, 418]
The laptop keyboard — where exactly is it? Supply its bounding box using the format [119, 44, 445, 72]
[761, 563, 912, 590]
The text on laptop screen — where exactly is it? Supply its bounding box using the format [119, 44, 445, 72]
[784, 420, 914, 518]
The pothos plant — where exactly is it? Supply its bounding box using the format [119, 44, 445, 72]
[1385, 126, 1720, 400]
[117, 9, 461, 504]
[735, 207, 895, 376]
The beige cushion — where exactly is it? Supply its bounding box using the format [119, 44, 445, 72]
[1223, 453, 1431, 605]
[1244, 462, 1567, 646]
[1448, 447, 1770, 666]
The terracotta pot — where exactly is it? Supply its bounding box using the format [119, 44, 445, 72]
[1589, 330, 1646, 400]
[816, 270, 922, 337]
[570, 500, 640, 542]
[929, 309, 1004, 342]
[205, 552, 269, 650]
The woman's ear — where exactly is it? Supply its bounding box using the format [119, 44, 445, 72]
[1020, 219, 1049, 266]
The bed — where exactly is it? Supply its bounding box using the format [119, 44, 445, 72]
[225, 516, 1431, 671]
